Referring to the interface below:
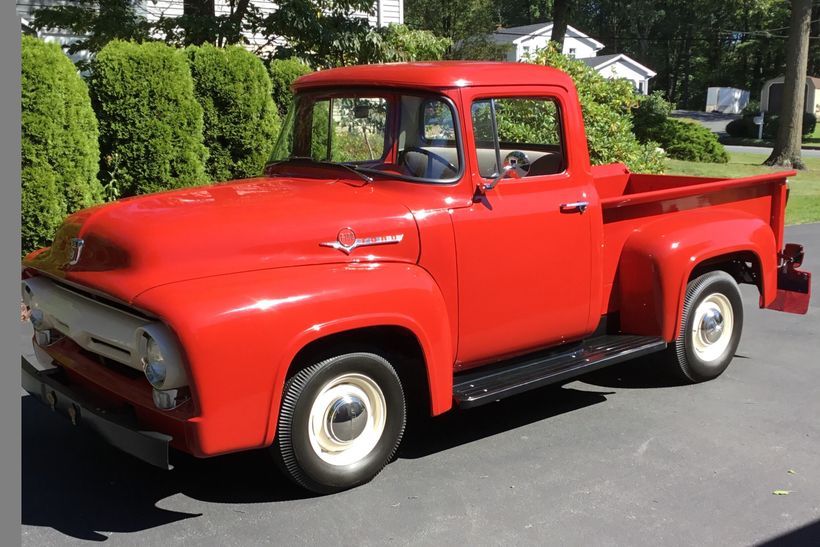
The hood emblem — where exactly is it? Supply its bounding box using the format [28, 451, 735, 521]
[320, 228, 404, 255]
[68, 238, 85, 265]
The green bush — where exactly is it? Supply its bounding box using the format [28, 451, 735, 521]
[763, 112, 817, 138]
[632, 91, 673, 137]
[268, 57, 312, 117]
[741, 99, 761, 117]
[651, 119, 728, 163]
[725, 116, 758, 138]
[530, 44, 665, 174]
[187, 44, 280, 182]
[21, 35, 103, 255]
[632, 91, 726, 163]
[725, 110, 816, 139]
[89, 40, 208, 197]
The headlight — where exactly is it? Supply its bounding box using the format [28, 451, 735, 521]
[136, 325, 189, 395]
[142, 336, 167, 389]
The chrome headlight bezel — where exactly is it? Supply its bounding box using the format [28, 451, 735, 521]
[136, 324, 188, 391]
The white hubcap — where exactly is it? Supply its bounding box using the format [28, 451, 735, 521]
[307, 373, 386, 466]
[691, 293, 734, 363]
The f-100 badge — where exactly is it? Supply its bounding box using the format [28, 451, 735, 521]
[320, 228, 404, 255]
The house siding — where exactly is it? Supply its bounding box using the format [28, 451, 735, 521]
[510, 34, 597, 62]
[18, 0, 403, 58]
[594, 61, 652, 95]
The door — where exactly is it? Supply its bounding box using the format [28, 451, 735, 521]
[452, 90, 594, 367]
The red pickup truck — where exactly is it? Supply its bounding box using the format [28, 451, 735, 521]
[21, 62, 811, 494]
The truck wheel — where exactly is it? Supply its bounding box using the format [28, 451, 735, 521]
[667, 270, 744, 383]
[275, 352, 406, 494]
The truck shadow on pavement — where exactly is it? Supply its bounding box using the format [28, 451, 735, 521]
[22, 384, 614, 540]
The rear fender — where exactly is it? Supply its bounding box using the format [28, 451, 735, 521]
[617, 211, 777, 341]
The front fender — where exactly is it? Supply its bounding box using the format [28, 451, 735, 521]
[617, 210, 777, 341]
[133, 262, 454, 456]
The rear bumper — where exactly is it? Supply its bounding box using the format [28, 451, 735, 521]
[766, 243, 812, 315]
[21, 356, 173, 469]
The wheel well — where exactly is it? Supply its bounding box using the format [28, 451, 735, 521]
[688, 251, 762, 296]
[288, 326, 431, 417]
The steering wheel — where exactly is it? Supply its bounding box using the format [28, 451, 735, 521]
[399, 146, 458, 178]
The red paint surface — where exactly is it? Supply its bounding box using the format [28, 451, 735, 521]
[22, 62, 809, 457]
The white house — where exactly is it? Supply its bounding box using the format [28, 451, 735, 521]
[580, 54, 656, 96]
[17, 0, 403, 62]
[489, 22, 656, 95]
[490, 22, 604, 62]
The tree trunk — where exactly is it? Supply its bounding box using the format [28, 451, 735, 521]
[183, 0, 216, 45]
[765, 0, 813, 169]
[550, 0, 572, 50]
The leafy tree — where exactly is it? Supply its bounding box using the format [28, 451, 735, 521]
[21, 36, 103, 255]
[259, 0, 379, 67]
[89, 40, 209, 197]
[530, 44, 665, 173]
[187, 44, 281, 182]
[29, 0, 151, 69]
[367, 24, 452, 63]
[406, 0, 506, 59]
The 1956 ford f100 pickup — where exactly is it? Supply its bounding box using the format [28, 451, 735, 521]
[21, 62, 812, 493]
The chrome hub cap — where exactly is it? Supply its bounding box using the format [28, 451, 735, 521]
[308, 373, 386, 466]
[327, 395, 368, 443]
[691, 293, 734, 363]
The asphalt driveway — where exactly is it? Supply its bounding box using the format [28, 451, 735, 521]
[21, 224, 820, 546]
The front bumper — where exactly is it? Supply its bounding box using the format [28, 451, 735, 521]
[21, 356, 173, 469]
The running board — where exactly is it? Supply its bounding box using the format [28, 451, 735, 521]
[453, 335, 667, 408]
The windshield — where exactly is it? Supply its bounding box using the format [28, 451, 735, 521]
[267, 90, 462, 183]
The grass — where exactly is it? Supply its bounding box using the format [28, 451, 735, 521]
[665, 152, 820, 225]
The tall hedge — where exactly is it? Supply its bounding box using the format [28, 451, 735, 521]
[89, 40, 209, 197]
[21, 35, 103, 255]
[187, 44, 280, 182]
[268, 57, 312, 116]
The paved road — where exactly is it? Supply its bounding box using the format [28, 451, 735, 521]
[21, 225, 820, 546]
[724, 144, 820, 158]
[671, 110, 739, 136]
[669, 110, 820, 158]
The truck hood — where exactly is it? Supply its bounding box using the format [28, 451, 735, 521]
[24, 177, 420, 303]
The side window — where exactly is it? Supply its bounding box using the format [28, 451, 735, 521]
[471, 96, 564, 179]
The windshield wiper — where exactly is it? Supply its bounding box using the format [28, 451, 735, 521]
[272, 156, 374, 184]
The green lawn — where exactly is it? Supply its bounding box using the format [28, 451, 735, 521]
[665, 152, 820, 225]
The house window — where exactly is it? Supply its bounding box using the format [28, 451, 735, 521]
[568, 48, 576, 58]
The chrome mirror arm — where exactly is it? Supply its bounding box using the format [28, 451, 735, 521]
[482, 164, 514, 191]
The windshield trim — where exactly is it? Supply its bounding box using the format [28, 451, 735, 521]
[265, 87, 465, 186]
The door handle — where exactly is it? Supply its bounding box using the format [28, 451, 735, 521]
[560, 201, 589, 213]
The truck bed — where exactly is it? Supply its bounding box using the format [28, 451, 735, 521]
[591, 163, 795, 319]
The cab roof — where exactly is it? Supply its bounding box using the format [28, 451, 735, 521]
[292, 61, 575, 92]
